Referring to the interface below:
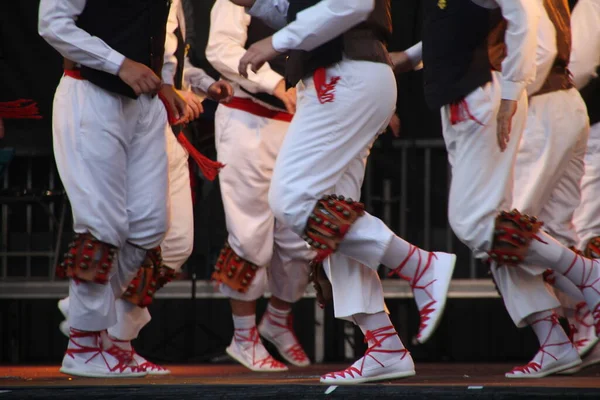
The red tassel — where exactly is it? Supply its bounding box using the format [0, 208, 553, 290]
[176, 132, 224, 181]
[0, 99, 42, 119]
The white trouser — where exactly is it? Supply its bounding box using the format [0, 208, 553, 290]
[268, 59, 395, 317]
[441, 71, 524, 259]
[574, 122, 600, 249]
[492, 88, 589, 327]
[53, 76, 168, 331]
[214, 105, 312, 303]
[108, 126, 195, 340]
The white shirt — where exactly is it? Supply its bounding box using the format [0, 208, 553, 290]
[38, 0, 125, 75]
[247, 0, 375, 53]
[206, 0, 283, 97]
[163, 0, 215, 95]
[526, 0, 558, 96]
[403, 0, 539, 101]
[569, 0, 600, 90]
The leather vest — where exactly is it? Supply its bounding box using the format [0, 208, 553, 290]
[285, 0, 392, 87]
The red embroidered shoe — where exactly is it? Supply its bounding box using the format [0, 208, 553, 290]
[109, 337, 171, 376]
[320, 326, 415, 385]
[258, 313, 310, 367]
[226, 327, 288, 372]
[389, 251, 456, 344]
[506, 314, 581, 378]
[60, 329, 147, 378]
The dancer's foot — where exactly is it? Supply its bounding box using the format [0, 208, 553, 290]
[226, 327, 288, 372]
[320, 326, 415, 384]
[258, 307, 310, 367]
[60, 329, 147, 378]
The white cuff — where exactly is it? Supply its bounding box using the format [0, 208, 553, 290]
[104, 51, 126, 76]
[501, 80, 525, 101]
[256, 68, 283, 94]
[272, 30, 291, 53]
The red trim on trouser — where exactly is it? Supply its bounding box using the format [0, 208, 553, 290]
[449, 99, 483, 126]
[313, 67, 340, 104]
[223, 97, 293, 123]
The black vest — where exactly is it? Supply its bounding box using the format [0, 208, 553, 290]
[580, 67, 600, 125]
[285, 0, 392, 87]
[242, 18, 287, 110]
[422, 0, 506, 109]
[76, 0, 171, 99]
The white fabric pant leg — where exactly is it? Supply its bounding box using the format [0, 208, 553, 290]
[268, 220, 312, 303]
[52, 77, 132, 331]
[323, 144, 387, 320]
[108, 126, 193, 341]
[492, 89, 589, 327]
[441, 71, 523, 259]
[54, 77, 168, 332]
[269, 59, 397, 270]
[574, 122, 600, 248]
[215, 105, 289, 301]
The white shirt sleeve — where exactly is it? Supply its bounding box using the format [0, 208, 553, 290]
[247, 0, 290, 30]
[493, 0, 540, 100]
[162, 0, 181, 85]
[206, 0, 283, 95]
[183, 57, 217, 96]
[38, 0, 125, 75]
[405, 41, 423, 70]
[267, 0, 376, 53]
[526, 0, 557, 96]
[569, 0, 600, 89]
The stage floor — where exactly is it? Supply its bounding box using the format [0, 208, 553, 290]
[1, 363, 600, 399]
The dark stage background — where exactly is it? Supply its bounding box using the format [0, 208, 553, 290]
[0, 1, 540, 366]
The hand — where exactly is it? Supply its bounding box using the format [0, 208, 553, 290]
[390, 51, 414, 74]
[180, 90, 204, 122]
[496, 99, 518, 152]
[159, 84, 191, 125]
[229, 0, 256, 7]
[208, 81, 234, 103]
[388, 113, 401, 137]
[273, 79, 296, 114]
[238, 36, 280, 78]
[0, 117, 4, 139]
[118, 58, 162, 96]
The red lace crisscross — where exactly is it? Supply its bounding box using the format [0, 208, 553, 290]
[234, 327, 286, 369]
[137, 359, 169, 373]
[564, 255, 600, 334]
[575, 302, 593, 328]
[65, 329, 141, 374]
[321, 326, 407, 380]
[388, 246, 438, 339]
[109, 337, 167, 373]
[263, 312, 308, 363]
[568, 323, 589, 352]
[508, 313, 572, 375]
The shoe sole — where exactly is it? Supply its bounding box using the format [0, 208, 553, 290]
[59, 366, 147, 378]
[417, 253, 456, 344]
[320, 369, 416, 385]
[258, 327, 311, 368]
[225, 345, 288, 372]
[505, 358, 582, 379]
[146, 369, 172, 376]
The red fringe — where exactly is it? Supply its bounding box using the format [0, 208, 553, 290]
[176, 132, 224, 181]
[0, 99, 42, 119]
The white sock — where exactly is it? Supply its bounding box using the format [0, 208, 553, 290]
[232, 314, 256, 331]
[528, 232, 599, 308]
[526, 310, 573, 366]
[260, 304, 297, 350]
[353, 312, 404, 351]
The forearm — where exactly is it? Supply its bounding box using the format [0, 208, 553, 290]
[269, 0, 375, 52]
[183, 57, 217, 94]
[38, 0, 125, 75]
[247, 0, 290, 30]
[496, 0, 540, 100]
